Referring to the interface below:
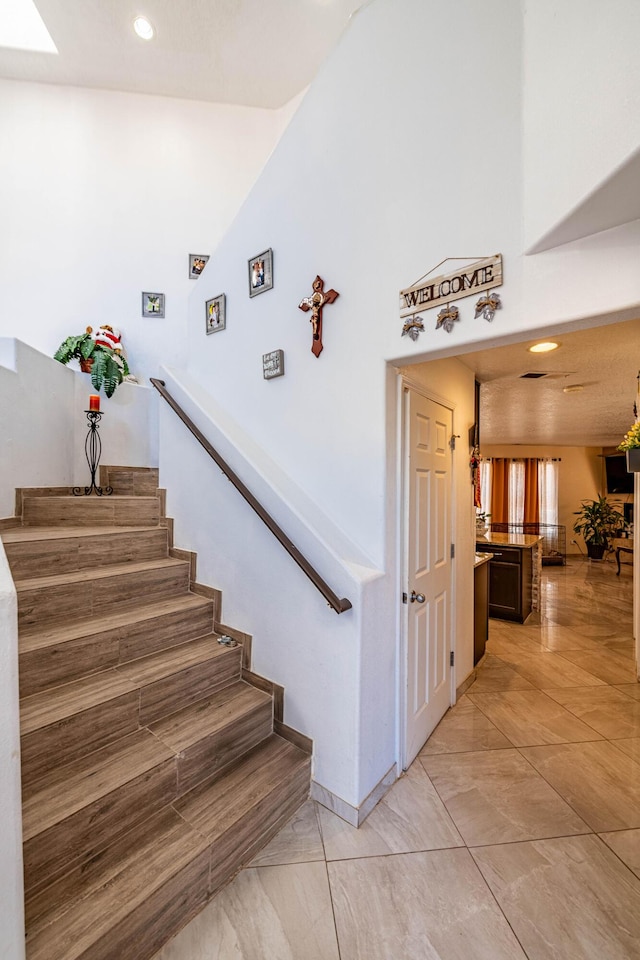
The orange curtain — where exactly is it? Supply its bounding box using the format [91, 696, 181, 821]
[523, 458, 539, 524]
[490, 459, 509, 526]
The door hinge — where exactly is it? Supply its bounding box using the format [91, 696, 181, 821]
[450, 543, 455, 559]
[450, 651, 455, 667]
[402, 592, 408, 604]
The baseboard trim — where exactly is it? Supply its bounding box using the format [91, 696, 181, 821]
[456, 668, 477, 698]
[311, 763, 397, 827]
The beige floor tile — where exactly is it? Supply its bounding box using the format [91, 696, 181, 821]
[612, 738, 640, 763]
[521, 741, 640, 832]
[556, 648, 637, 685]
[615, 683, 640, 700]
[543, 685, 640, 739]
[599, 829, 640, 879]
[489, 648, 605, 689]
[518, 622, 603, 653]
[328, 849, 527, 960]
[420, 695, 513, 754]
[602, 638, 636, 660]
[318, 762, 463, 861]
[472, 835, 640, 960]
[249, 800, 324, 867]
[420, 749, 588, 846]
[465, 656, 535, 694]
[467, 689, 604, 746]
[155, 861, 340, 960]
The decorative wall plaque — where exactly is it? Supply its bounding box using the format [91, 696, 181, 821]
[399, 255, 503, 318]
[262, 349, 285, 380]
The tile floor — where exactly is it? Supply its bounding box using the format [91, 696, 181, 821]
[156, 558, 640, 959]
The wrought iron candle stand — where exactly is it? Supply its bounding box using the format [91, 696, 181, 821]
[73, 410, 113, 496]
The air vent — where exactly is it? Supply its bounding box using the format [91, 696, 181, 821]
[520, 372, 548, 379]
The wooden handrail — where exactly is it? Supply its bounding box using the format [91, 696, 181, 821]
[150, 378, 352, 614]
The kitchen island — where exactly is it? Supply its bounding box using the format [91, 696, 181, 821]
[475, 532, 542, 623]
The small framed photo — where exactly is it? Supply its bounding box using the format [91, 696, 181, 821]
[206, 293, 226, 334]
[142, 292, 165, 318]
[248, 248, 273, 297]
[189, 254, 209, 279]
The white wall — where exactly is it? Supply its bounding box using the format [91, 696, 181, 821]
[161, 0, 640, 811]
[0, 78, 296, 385]
[162, 0, 524, 808]
[0, 339, 157, 517]
[523, 0, 640, 250]
[0, 541, 25, 960]
[0, 339, 76, 516]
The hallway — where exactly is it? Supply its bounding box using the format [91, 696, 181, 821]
[157, 558, 640, 959]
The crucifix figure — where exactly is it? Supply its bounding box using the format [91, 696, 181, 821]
[298, 275, 339, 357]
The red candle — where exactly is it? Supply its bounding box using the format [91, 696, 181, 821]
[89, 395, 100, 412]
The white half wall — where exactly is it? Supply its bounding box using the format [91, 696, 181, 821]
[1, 339, 157, 517]
[156, 367, 386, 807]
[0, 78, 297, 385]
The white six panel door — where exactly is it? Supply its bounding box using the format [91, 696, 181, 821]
[404, 388, 453, 766]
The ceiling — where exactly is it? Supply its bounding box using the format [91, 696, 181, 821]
[0, 0, 366, 108]
[459, 317, 640, 447]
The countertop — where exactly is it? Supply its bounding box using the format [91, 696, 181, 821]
[475, 532, 543, 549]
[474, 552, 492, 568]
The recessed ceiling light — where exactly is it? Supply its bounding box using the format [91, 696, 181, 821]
[528, 341, 559, 354]
[133, 16, 154, 40]
[563, 384, 584, 394]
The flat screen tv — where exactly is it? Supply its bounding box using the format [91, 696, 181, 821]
[605, 454, 634, 495]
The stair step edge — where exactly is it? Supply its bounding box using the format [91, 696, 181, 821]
[25, 738, 310, 960]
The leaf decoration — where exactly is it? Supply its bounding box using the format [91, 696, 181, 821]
[436, 305, 459, 333]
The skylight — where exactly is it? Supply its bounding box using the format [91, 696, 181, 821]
[0, 0, 57, 54]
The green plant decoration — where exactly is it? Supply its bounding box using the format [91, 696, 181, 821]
[572, 495, 626, 547]
[53, 326, 130, 398]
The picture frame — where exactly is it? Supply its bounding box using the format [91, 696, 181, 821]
[262, 349, 285, 380]
[248, 248, 273, 297]
[206, 293, 226, 335]
[142, 292, 165, 318]
[189, 254, 209, 279]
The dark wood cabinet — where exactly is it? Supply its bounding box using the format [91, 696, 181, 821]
[476, 542, 533, 623]
[473, 558, 489, 664]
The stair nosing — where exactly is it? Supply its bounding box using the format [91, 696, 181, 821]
[15, 557, 189, 591]
[19, 593, 213, 649]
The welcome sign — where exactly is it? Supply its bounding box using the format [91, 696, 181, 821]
[399, 255, 503, 318]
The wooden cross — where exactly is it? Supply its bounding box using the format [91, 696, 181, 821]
[298, 275, 339, 358]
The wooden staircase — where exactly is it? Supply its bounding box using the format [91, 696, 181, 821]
[2, 467, 311, 960]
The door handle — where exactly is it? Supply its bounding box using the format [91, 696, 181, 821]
[410, 591, 426, 603]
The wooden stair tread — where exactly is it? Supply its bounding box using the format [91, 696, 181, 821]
[2, 524, 166, 544]
[15, 557, 187, 592]
[19, 594, 212, 652]
[27, 736, 309, 960]
[22, 730, 175, 842]
[14, 467, 311, 960]
[21, 670, 137, 735]
[114, 633, 231, 685]
[25, 808, 210, 960]
[149, 680, 271, 752]
[175, 734, 310, 840]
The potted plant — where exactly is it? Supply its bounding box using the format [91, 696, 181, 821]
[573, 494, 627, 560]
[54, 326, 130, 398]
[618, 420, 640, 472]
